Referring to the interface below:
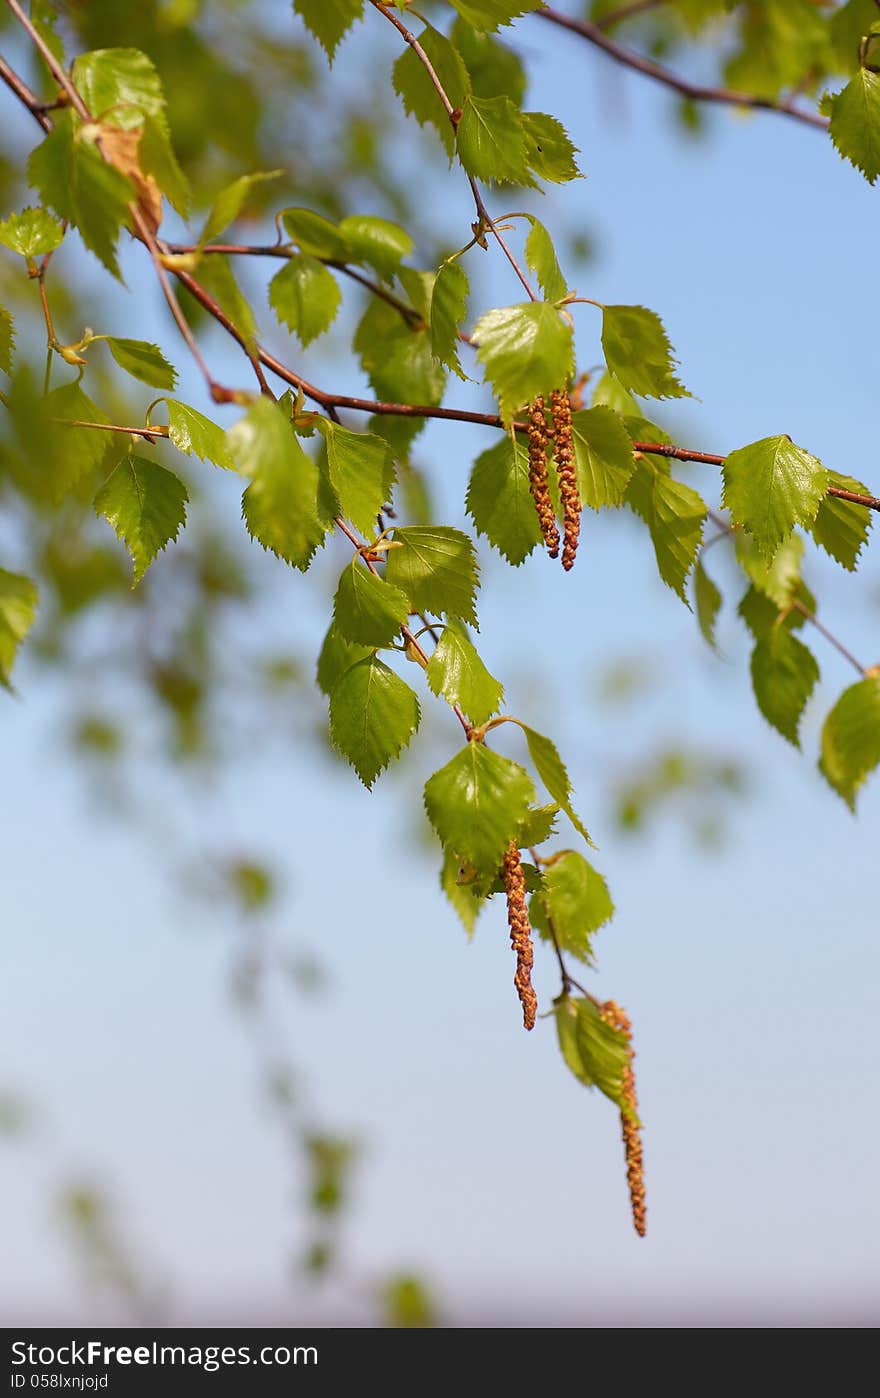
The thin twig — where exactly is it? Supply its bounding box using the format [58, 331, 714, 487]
[536, 7, 829, 131]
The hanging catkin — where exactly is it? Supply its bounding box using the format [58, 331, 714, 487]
[602, 999, 646, 1237]
[551, 387, 580, 571]
[503, 842, 537, 1031]
[527, 397, 560, 558]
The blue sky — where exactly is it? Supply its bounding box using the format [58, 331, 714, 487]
[1, 13, 878, 1326]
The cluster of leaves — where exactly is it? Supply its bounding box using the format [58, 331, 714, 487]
[1, 0, 879, 1233]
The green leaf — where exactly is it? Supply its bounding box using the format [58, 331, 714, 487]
[0, 206, 64, 258]
[722, 435, 829, 560]
[316, 622, 372, 696]
[517, 804, 559, 847]
[332, 562, 410, 647]
[269, 255, 342, 347]
[819, 675, 880, 809]
[625, 458, 706, 601]
[316, 420, 395, 535]
[165, 400, 235, 470]
[736, 532, 808, 609]
[337, 215, 413, 281]
[521, 111, 581, 183]
[524, 216, 567, 302]
[392, 27, 470, 158]
[555, 995, 630, 1111]
[385, 526, 479, 624]
[448, 0, 543, 34]
[473, 302, 574, 424]
[328, 655, 420, 787]
[810, 472, 872, 570]
[530, 851, 613, 963]
[71, 48, 189, 215]
[200, 169, 282, 246]
[591, 370, 639, 416]
[0, 307, 13, 376]
[189, 255, 258, 349]
[830, 68, 880, 184]
[571, 406, 636, 510]
[39, 381, 116, 501]
[280, 207, 349, 259]
[440, 846, 485, 935]
[694, 557, 722, 649]
[456, 94, 531, 185]
[105, 337, 177, 390]
[232, 400, 328, 571]
[423, 742, 535, 880]
[93, 454, 188, 585]
[28, 111, 134, 278]
[293, 0, 364, 60]
[430, 261, 469, 379]
[426, 620, 504, 724]
[353, 298, 446, 433]
[0, 569, 39, 689]
[601, 304, 690, 400]
[466, 433, 543, 565]
[751, 628, 819, 747]
[518, 724, 592, 845]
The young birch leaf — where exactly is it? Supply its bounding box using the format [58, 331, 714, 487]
[0, 308, 13, 376]
[354, 298, 447, 421]
[473, 302, 574, 424]
[524, 216, 567, 302]
[430, 262, 469, 379]
[165, 400, 235, 470]
[571, 406, 636, 510]
[337, 215, 413, 282]
[293, 0, 365, 61]
[385, 527, 479, 624]
[40, 382, 116, 501]
[555, 995, 630, 1111]
[735, 532, 808, 608]
[601, 305, 690, 400]
[191, 255, 258, 349]
[281, 207, 350, 260]
[105, 337, 177, 390]
[232, 399, 328, 571]
[73, 47, 166, 124]
[93, 454, 188, 585]
[829, 68, 880, 183]
[28, 111, 133, 278]
[316, 420, 395, 535]
[722, 435, 829, 560]
[530, 851, 613, 963]
[625, 458, 706, 602]
[199, 170, 282, 246]
[448, 0, 544, 34]
[392, 27, 470, 158]
[0, 569, 39, 688]
[750, 629, 819, 747]
[332, 562, 410, 647]
[810, 472, 872, 570]
[521, 111, 581, 183]
[466, 434, 542, 565]
[440, 846, 485, 935]
[694, 557, 722, 650]
[519, 725, 592, 845]
[0, 207, 64, 258]
[819, 675, 880, 809]
[456, 95, 532, 185]
[329, 656, 420, 788]
[592, 370, 639, 416]
[316, 623, 372, 696]
[426, 620, 504, 725]
[269, 256, 341, 347]
[423, 742, 535, 880]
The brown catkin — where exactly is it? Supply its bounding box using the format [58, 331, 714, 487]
[527, 397, 560, 558]
[601, 1000, 647, 1238]
[550, 387, 581, 572]
[502, 843, 538, 1031]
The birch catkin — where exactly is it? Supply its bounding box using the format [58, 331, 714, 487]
[503, 842, 538, 1031]
[602, 1000, 646, 1237]
[527, 396, 560, 558]
[550, 387, 581, 571]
